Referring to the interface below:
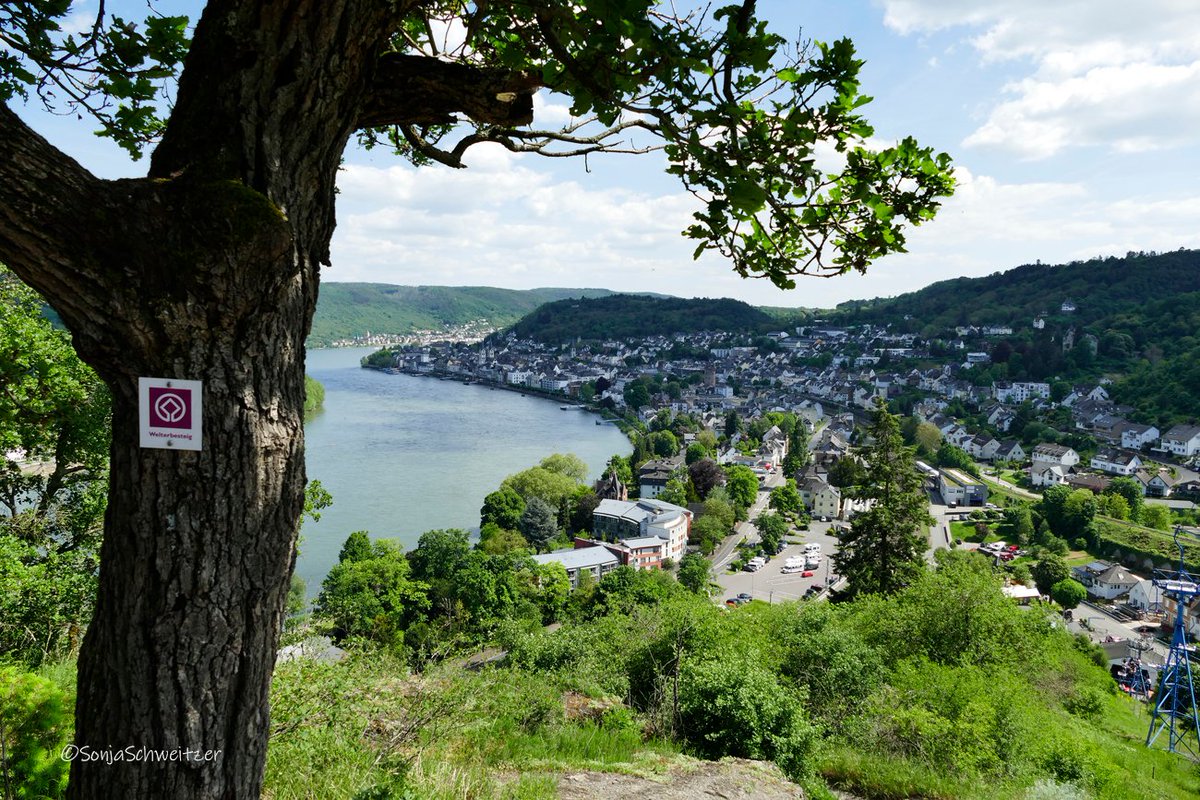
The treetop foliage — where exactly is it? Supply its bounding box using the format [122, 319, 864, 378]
[835, 399, 932, 598]
[3, 0, 953, 287]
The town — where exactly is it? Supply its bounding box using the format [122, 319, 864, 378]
[366, 306, 1200, 665]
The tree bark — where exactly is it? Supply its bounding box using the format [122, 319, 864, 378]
[0, 0, 552, 795]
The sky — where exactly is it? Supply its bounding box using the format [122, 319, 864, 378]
[15, 1, 1200, 310]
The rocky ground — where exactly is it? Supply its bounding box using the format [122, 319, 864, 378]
[552, 757, 864, 800]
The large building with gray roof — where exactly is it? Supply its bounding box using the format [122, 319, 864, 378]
[592, 498, 692, 561]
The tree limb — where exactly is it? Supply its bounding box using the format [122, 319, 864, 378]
[0, 104, 112, 333]
[357, 53, 540, 129]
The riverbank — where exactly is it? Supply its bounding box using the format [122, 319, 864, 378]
[361, 363, 639, 438]
[296, 349, 632, 592]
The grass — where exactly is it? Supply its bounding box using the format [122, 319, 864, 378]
[818, 747, 967, 800]
[951, 518, 1009, 545]
[457, 717, 678, 773]
[981, 475, 1036, 504]
[264, 656, 685, 799]
[1066, 551, 1097, 567]
[816, 692, 1200, 800]
[1093, 516, 1200, 571]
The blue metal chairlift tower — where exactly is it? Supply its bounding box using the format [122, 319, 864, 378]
[1145, 526, 1200, 758]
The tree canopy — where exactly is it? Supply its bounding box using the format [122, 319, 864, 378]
[834, 399, 932, 597]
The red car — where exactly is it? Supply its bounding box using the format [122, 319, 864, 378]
[801, 570, 814, 577]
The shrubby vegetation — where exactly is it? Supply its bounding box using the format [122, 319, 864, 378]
[261, 552, 1199, 799]
[303, 375, 325, 416]
[0, 267, 109, 669]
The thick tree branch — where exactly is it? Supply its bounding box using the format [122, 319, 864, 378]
[0, 104, 113, 335]
[357, 53, 539, 129]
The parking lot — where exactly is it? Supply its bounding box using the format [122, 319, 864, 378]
[713, 520, 843, 604]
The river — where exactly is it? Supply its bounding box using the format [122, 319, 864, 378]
[296, 347, 632, 594]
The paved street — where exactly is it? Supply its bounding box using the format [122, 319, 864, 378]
[1065, 603, 1169, 666]
[710, 470, 781, 572]
[712, 516, 843, 604]
[925, 497, 956, 564]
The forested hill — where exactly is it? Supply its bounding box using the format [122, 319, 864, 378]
[830, 249, 1200, 332]
[309, 284, 619, 345]
[501, 294, 774, 343]
[830, 249, 1200, 425]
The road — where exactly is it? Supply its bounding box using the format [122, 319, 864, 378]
[981, 469, 1039, 500]
[707, 467, 844, 604]
[710, 470, 781, 572]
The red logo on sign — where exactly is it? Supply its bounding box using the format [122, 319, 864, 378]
[149, 388, 192, 429]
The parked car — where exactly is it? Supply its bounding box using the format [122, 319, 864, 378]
[801, 570, 814, 578]
[737, 592, 752, 602]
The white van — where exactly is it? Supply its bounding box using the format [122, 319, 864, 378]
[803, 543, 821, 556]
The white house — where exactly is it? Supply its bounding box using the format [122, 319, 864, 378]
[800, 476, 842, 520]
[1120, 423, 1160, 451]
[637, 460, 676, 499]
[1032, 465, 1068, 488]
[1088, 563, 1140, 601]
[1160, 424, 1200, 457]
[1089, 447, 1143, 476]
[1145, 472, 1174, 498]
[1127, 578, 1163, 614]
[993, 381, 1050, 403]
[965, 434, 1001, 461]
[994, 440, 1026, 463]
[1072, 560, 1113, 592]
[592, 498, 693, 561]
[1031, 444, 1080, 469]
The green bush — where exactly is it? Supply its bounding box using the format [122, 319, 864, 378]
[1064, 686, 1106, 720]
[677, 653, 816, 781]
[0, 665, 71, 800]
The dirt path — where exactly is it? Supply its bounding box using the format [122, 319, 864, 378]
[554, 758, 808, 800]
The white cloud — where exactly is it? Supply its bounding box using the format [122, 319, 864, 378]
[331, 145, 1200, 311]
[856, 163, 1200, 302]
[876, 0, 1200, 157]
[329, 150, 768, 299]
[532, 92, 575, 126]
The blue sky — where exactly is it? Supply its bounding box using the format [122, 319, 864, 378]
[15, 1, 1200, 309]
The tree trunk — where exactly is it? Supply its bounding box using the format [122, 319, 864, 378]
[69, 257, 310, 798]
[0, 0, 545, 794]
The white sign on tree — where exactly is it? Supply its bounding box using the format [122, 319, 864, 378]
[138, 377, 203, 451]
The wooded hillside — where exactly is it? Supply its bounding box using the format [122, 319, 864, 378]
[501, 295, 774, 343]
[309, 285, 619, 346]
